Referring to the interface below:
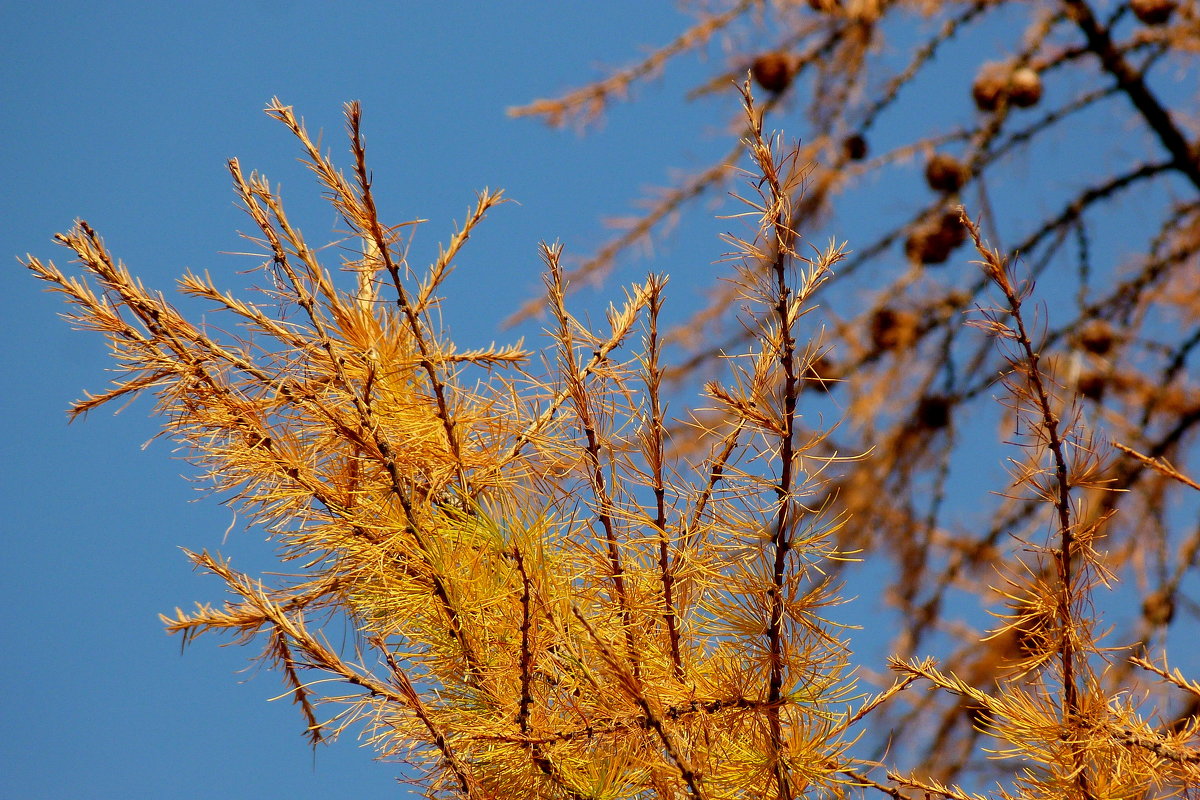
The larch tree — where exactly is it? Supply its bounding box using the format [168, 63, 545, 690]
[505, 0, 1200, 788]
[23, 0, 1200, 793]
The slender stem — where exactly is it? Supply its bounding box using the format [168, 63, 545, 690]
[1059, 0, 1200, 192]
[645, 277, 685, 681]
[968, 217, 1094, 800]
[346, 104, 470, 494]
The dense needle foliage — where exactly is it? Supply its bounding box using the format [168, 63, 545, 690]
[511, 0, 1200, 783]
[25, 86, 1200, 798]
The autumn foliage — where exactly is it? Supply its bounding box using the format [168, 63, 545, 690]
[24, 84, 1200, 799]
[511, 1, 1200, 789]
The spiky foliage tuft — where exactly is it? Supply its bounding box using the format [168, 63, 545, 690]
[27, 96, 864, 799]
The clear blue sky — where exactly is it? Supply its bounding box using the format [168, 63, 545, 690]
[4, 2, 1194, 798]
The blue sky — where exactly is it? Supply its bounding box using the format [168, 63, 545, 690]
[4, 2, 1196, 798]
